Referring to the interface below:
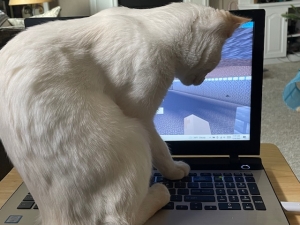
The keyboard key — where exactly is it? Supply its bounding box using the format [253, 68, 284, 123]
[156, 177, 165, 182]
[162, 181, 173, 188]
[181, 177, 192, 182]
[177, 189, 189, 195]
[252, 196, 266, 210]
[243, 203, 254, 210]
[238, 189, 249, 195]
[168, 189, 176, 195]
[190, 202, 202, 210]
[184, 196, 216, 202]
[227, 189, 237, 195]
[215, 182, 224, 188]
[162, 202, 174, 210]
[224, 177, 234, 182]
[23, 195, 34, 201]
[205, 206, 217, 210]
[236, 183, 246, 188]
[200, 183, 213, 188]
[216, 189, 226, 195]
[247, 183, 260, 195]
[176, 205, 188, 210]
[17, 201, 35, 209]
[187, 182, 199, 188]
[229, 196, 239, 202]
[213, 173, 222, 176]
[171, 195, 182, 202]
[200, 173, 212, 176]
[235, 177, 244, 182]
[33, 204, 39, 209]
[234, 173, 243, 176]
[189, 173, 198, 176]
[223, 173, 232, 176]
[191, 189, 214, 195]
[240, 196, 251, 202]
[175, 182, 186, 188]
[170, 177, 189, 182]
[245, 177, 255, 182]
[225, 183, 235, 188]
[219, 203, 241, 210]
[214, 177, 223, 182]
[193, 176, 212, 182]
[244, 173, 253, 176]
[217, 196, 227, 202]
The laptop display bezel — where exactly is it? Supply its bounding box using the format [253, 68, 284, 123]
[166, 9, 265, 156]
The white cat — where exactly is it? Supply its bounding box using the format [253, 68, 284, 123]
[0, 3, 248, 225]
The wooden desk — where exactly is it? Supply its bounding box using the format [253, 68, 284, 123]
[0, 143, 300, 224]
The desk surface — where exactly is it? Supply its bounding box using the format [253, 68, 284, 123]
[0, 143, 300, 224]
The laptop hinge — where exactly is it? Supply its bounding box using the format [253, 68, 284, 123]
[229, 154, 240, 164]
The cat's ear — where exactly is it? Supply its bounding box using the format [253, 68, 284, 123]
[218, 10, 251, 38]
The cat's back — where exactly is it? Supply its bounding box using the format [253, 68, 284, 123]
[0, 13, 155, 144]
[0, 15, 143, 96]
[0, 14, 155, 83]
[0, 17, 103, 67]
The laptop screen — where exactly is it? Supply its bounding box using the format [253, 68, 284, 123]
[154, 22, 254, 142]
[163, 9, 264, 156]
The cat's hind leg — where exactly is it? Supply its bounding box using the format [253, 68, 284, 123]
[133, 183, 170, 225]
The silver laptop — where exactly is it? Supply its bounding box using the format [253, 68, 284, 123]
[0, 9, 290, 225]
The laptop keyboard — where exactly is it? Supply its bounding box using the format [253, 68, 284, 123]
[16, 172, 266, 211]
[152, 171, 267, 211]
[17, 194, 38, 210]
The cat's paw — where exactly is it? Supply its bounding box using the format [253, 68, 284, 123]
[161, 161, 190, 180]
[149, 183, 170, 208]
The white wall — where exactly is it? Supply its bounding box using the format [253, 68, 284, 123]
[50, 0, 90, 16]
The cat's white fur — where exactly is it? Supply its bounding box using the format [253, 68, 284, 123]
[0, 3, 248, 225]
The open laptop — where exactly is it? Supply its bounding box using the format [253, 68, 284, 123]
[0, 9, 290, 225]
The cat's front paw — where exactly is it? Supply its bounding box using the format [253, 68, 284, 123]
[150, 183, 170, 205]
[161, 161, 190, 180]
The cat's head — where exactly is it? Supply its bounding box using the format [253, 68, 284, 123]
[175, 7, 250, 86]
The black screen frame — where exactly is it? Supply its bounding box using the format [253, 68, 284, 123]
[166, 9, 265, 156]
[118, 0, 182, 9]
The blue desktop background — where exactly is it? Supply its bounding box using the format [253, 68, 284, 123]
[154, 23, 253, 136]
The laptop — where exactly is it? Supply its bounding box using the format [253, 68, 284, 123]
[0, 9, 290, 225]
[23, 16, 86, 28]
